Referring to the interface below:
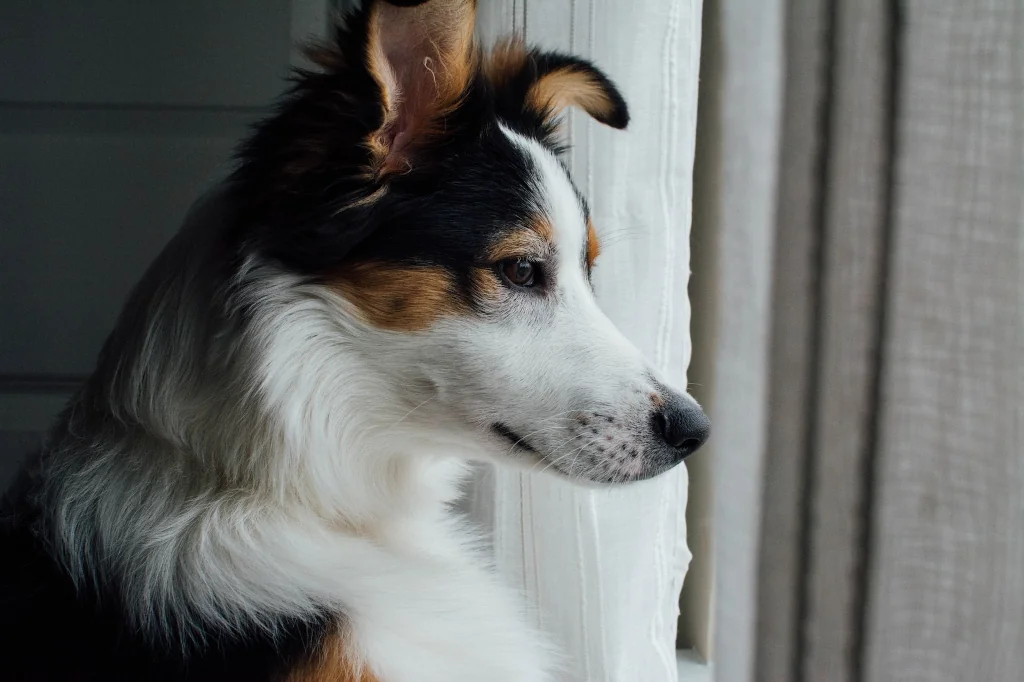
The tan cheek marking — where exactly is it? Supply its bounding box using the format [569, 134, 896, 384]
[287, 628, 379, 682]
[468, 267, 507, 314]
[527, 67, 616, 121]
[470, 267, 503, 300]
[334, 262, 463, 331]
[586, 218, 601, 269]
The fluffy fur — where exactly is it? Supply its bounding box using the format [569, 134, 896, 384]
[0, 1, 709, 680]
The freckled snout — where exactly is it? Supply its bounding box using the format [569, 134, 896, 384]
[651, 390, 710, 462]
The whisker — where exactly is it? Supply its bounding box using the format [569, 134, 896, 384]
[533, 432, 603, 476]
[504, 425, 565, 456]
[500, 411, 579, 455]
[528, 432, 588, 473]
[565, 436, 602, 476]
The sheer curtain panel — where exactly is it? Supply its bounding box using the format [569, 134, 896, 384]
[468, 2, 704, 681]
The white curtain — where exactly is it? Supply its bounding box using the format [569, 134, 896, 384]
[468, 2, 704, 681]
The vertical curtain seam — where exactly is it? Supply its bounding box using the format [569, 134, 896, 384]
[654, 1, 684, 678]
[851, 2, 904, 679]
[586, 0, 595, 212]
[654, 3, 680, 374]
[573, 497, 592, 680]
[583, 4, 605, 680]
[566, 0, 577, 172]
[792, 0, 838, 678]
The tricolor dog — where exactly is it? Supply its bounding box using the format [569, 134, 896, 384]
[0, 1, 709, 679]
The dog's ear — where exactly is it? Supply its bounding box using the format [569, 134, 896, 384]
[487, 37, 629, 130]
[231, 0, 478, 271]
[363, 0, 478, 175]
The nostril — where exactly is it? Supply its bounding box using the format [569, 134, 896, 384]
[679, 438, 703, 455]
[652, 398, 710, 459]
[655, 411, 686, 448]
[655, 411, 674, 444]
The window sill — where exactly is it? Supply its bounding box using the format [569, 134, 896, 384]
[677, 649, 712, 682]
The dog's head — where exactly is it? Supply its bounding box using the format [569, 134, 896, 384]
[231, 0, 708, 484]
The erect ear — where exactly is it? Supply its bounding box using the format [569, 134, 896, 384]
[487, 37, 630, 129]
[228, 0, 478, 272]
[365, 0, 478, 175]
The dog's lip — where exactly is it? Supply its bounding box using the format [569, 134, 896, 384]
[490, 423, 670, 485]
[491, 423, 537, 453]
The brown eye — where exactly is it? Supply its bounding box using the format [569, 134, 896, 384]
[499, 259, 537, 288]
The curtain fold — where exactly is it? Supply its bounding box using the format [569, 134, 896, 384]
[688, 1, 786, 681]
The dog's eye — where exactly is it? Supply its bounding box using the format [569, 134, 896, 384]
[499, 259, 537, 288]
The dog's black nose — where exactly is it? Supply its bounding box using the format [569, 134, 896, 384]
[653, 396, 710, 460]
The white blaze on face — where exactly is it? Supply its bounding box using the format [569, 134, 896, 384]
[449, 127, 671, 481]
[369, 126, 701, 483]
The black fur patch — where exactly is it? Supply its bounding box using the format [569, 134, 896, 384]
[227, 1, 628, 309]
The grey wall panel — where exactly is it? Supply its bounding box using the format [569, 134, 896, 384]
[0, 112, 248, 375]
[0, 0, 291, 108]
[0, 0, 329, 496]
[0, 390, 74, 487]
[0, 432, 42, 489]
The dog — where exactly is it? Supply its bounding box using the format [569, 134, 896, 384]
[0, 1, 709, 679]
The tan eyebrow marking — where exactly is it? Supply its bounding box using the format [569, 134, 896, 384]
[486, 215, 555, 262]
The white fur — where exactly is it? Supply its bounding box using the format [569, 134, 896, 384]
[38, 128, 696, 681]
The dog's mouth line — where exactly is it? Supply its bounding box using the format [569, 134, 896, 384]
[491, 423, 538, 453]
[490, 422, 665, 485]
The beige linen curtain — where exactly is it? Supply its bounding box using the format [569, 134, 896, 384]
[697, 1, 1024, 681]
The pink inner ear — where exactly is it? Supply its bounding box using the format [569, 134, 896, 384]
[369, 1, 475, 172]
[388, 130, 412, 165]
[382, 28, 448, 129]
